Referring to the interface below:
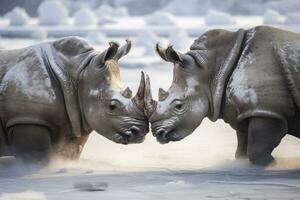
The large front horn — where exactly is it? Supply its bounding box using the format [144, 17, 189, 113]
[132, 71, 145, 111]
[144, 74, 157, 118]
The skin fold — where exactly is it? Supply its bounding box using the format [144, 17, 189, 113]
[0, 37, 149, 162]
[145, 26, 300, 166]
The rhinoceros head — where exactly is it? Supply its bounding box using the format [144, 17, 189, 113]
[145, 44, 211, 144]
[79, 40, 148, 144]
[146, 29, 245, 144]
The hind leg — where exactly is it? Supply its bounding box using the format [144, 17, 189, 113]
[247, 117, 286, 166]
[9, 125, 52, 163]
[0, 136, 4, 157]
[0, 122, 7, 157]
[287, 111, 300, 138]
[235, 130, 248, 159]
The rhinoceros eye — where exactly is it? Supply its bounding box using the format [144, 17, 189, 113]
[175, 103, 184, 110]
[107, 99, 122, 114]
[172, 99, 186, 114]
[109, 104, 116, 111]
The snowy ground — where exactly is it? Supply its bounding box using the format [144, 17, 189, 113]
[1, 33, 300, 200]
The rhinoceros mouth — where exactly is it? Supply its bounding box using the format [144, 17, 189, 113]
[113, 126, 147, 145]
[154, 128, 182, 144]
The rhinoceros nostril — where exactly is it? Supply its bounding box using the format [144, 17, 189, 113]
[155, 129, 167, 138]
[129, 126, 140, 136]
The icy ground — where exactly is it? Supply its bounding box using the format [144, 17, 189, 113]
[1, 38, 300, 200]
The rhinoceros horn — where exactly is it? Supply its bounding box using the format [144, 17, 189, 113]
[158, 88, 169, 101]
[132, 71, 146, 111]
[114, 39, 132, 60]
[144, 74, 157, 118]
[121, 87, 133, 98]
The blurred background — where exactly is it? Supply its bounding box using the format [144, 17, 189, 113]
[0, 0, 300, 170]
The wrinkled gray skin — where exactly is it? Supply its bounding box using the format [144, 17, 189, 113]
[147, 26, 300, 166]
[0, 37, 148, 162]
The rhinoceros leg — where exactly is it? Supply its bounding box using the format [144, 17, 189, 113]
[9, 125, 52, 163]
[287, 110, 300, 138]
[247, 117, 286, 166]
[235, 130, 248, 159]
[55, 135, 89, 160]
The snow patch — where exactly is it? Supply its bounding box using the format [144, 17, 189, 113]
[95, 4, 114, 18]
[284, 12, 300, 25]
[5, 7, 30, 26]
[64, 1, 89, 16]
[97, 16, 117, 25]
[31, 29, 47, 40]
[86, 31, 107, 45]
[0, 191, 47, 200]
[3, 63, 56, 102]
[94, 5, 121, 25]
[163, 0, 211, 16]
[227, 51, 258, 105]
[266, 0, 300, 15]
[146, 12, 176, 26]
[89, 89, 100, 98]
[263, 9, 284, 25]
[95, 5, 129, 18]
[204, 10, 235, 25]
[73, 8, 97, 26]
[169, 28, 189, 50]
[282, 41, 300, 72]
[165, 180, 192, 188]
[135, 29, 159, 55]
[38, 0, 69, 26]
[113, 7, 129, 17]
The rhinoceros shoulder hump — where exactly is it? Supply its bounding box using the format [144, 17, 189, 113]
[191, 29, 239, 50]
[52, 36, 94, 56]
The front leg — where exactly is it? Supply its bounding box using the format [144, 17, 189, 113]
[55, 135, 89, 160]
[247, 117, 286, 166]
[235, 130, 248, 159]
[8, 124, 52, 163]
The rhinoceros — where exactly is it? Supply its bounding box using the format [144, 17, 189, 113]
[145, 26, 300, 165]
[0, 37, 148, 162]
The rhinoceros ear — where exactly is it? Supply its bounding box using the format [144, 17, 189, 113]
[114, 39, 132, 60]
[157, 44, 191, 68]
[156, 43, 168, 61]
[95, 42, 119, 65]
[165, 46, 183, 64]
